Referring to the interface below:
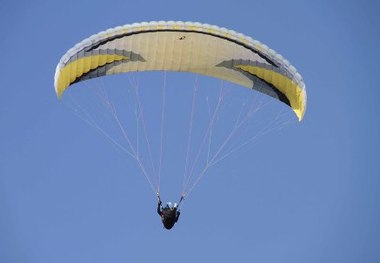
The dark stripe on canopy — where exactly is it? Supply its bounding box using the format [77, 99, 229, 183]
[71, 59, 129, 85]
[217, 60, 290, 107]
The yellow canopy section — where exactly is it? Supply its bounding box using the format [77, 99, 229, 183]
[235, 65, 306, 120]
[56, 54, 129, 98]
[55, 21, 307, 121]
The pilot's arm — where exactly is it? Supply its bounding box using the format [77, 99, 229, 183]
[157, 201, 162, 216]
[175, 210, 180, 222]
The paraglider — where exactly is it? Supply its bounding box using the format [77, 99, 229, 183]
[54, 21, 307, 229]
[157, 195, 183, 230]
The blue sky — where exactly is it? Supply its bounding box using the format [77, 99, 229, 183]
[1, 0, 380, 262]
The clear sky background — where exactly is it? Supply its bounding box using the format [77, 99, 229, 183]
[1, 0, 380, 262]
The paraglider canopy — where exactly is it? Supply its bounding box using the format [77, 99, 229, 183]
[54, 21, 306, 121]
